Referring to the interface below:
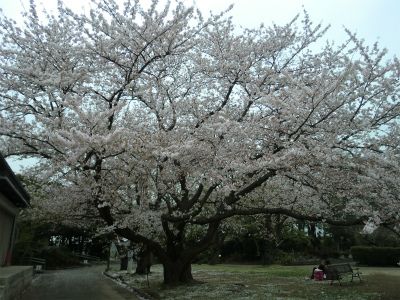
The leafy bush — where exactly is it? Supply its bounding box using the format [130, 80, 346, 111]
[37, 247, 81, 269]
[279, 231, 311, 253]
[275, 251, 296, 265]
[351, 246, 400, 266]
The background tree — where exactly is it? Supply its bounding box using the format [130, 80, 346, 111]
[1, 0, 400, 284]
[12, 175, 110, 267]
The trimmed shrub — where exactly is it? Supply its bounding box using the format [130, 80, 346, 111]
[351, 246, 400, 266]
[275, 251, 296, 265]
[37, 247, 81, 269]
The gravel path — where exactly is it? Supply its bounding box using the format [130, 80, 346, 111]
[21, 265, 140, 300]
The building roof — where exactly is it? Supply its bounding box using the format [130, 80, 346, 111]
[0, 154, 30, 208]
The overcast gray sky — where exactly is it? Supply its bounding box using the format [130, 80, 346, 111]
[1, 0, 399, 55]
[1, 0, 399, 172]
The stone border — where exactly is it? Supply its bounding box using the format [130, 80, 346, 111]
[0, 266, 33, 300]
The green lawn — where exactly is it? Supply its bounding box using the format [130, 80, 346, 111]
[110, 264, 400, 299]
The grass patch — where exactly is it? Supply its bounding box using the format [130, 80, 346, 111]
[108, 264, 400, 299]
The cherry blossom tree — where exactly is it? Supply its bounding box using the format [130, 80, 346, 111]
[1, 0, 400, 284]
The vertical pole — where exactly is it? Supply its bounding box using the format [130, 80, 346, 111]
[5, 215, 17, 266]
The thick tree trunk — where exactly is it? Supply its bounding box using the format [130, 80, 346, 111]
[120, 256, 128, 270]
[135, 249, 152, 275]
[163, 259, 193, 285]
[207, 232, 224, 265]
[307, 222, 321, 255]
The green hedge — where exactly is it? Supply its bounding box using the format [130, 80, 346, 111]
[351, 246, 400, 266]
[38, 247, 81, 269]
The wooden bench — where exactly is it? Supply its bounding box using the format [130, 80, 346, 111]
[325, 263, 361, 285]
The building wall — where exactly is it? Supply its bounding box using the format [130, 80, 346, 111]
[0, 193, 18, 267]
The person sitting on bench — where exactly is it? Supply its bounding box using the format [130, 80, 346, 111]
[310, 259, 330, 279]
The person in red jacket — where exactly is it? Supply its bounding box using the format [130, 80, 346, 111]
[310, 260, 330, 279]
